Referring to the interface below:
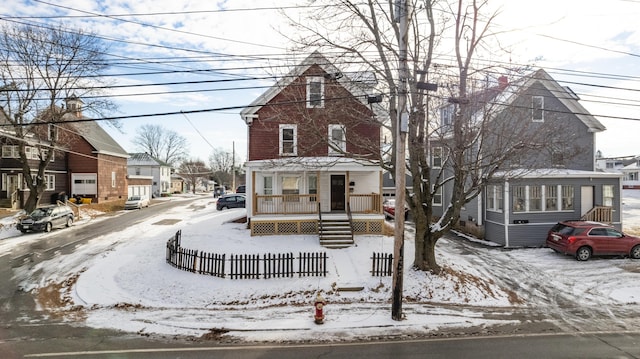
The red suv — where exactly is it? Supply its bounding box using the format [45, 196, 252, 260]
[546, 221, 640, 261]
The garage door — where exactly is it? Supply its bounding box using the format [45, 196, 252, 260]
[72, 173, 97, 196]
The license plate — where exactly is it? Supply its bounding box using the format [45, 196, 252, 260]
[23, 225, 30, 229]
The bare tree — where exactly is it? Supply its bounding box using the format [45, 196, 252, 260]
[176, 159, 210, 194]
[132, 124, 188, 166]
[0, 23, 116, 212]
[283, 0, 579, 273]
[208, 148, 238, 189]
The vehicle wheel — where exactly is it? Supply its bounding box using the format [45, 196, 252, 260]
[20, 229, 27, 234]
[44, 222, 52, 233]
[66, 217, 73, 227]
[631, 245, 640, 259]
[575, 246, 591, 261]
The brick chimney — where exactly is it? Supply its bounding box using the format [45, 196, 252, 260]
[498, 75, 509, 90]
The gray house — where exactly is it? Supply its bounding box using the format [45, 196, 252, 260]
[435, 69, 622, 247]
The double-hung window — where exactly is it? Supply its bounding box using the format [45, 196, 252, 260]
[328, 124, 346, 155]
[307, 76, 324, 108]
[432, 147, 443, 168]
[279, 124, 297, 156]
[532, 96, 544, 122]
[603, 185, 614, 207]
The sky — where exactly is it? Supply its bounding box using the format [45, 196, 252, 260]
[2, 0, 640, 163]
[2, 189, 639, 344]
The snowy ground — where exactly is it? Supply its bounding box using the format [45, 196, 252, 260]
[4, 190, 640, 342]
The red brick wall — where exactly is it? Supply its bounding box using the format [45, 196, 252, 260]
[248, 65, 380, 161]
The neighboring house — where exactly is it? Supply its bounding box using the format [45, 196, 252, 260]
[0, 131, 68, 209]
[0, 96, 129, 208]
[170, 174, 185, 194]
[63, 97, 129, 203]
[240, 51, 385, 242]
[127, 152, 172, 197]
[434, 69, 622, 247]
[595, 152, 637, 173]
[621, 157, 640, 189]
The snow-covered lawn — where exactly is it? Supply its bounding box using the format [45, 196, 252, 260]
[5, 190, 640, 342]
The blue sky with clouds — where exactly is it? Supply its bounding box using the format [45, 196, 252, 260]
[3, 0, 640, 163]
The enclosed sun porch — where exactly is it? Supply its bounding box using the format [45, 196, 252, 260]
[244, 158, 385, 237]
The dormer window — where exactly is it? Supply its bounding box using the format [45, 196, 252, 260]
[532, 96, 544, 122]
[307, 76, 324, 108]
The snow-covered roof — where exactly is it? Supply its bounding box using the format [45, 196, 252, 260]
[494, 168, 623, 179]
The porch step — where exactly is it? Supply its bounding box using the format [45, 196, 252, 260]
[319, 218, 354, 249]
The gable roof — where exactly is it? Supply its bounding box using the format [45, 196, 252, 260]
[70, 120, 129, 158]
[497, 69, 606, 133]
[240, 51, 380, 123]
[128, 152, 170, 166]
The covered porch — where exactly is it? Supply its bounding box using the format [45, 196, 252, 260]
[245, 157, 385, 236]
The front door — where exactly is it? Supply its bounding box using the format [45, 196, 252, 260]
[7, 175, 19, 209]
[581, 186, 594, 216]
[330, 175, 346, 211]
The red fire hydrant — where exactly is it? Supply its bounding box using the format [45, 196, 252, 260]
[314, 293, 326, 324]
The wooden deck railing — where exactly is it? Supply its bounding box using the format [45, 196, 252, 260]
[254, 193, 381, 215]
[581, 206, 613, 223]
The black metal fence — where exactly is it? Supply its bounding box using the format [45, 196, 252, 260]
[166, 231, 327, 279]
[371, 252, 393, 276]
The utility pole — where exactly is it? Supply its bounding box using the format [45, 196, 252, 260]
[392, 0, 409, 321]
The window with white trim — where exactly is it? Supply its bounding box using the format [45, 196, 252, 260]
[432, 147, 443, 168]
[432, 184, 442, 206]
[308, 175, 317, 201]
[487, 185, 503, 212]
[279, 124, 297, 156]
[532, 96, 544, 122]
[282, 176, 300, 202]
[44, 174, 55, 190]
[545, 185, 558, 211]
[562, 185, 574, 210]
[513, 186, 526, 212]
[112, 172, 116, 187]
[2, 145, 18, 158]
[328, 124, 346, 155]
[307, 76, 324, 108]
[528, 185, 542, 211]
[603, 185, 614, 207]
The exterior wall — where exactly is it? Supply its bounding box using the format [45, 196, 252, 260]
[248, 65, 380, 161]
[96, 153, 128, 202]
[484, 175, 622, 247]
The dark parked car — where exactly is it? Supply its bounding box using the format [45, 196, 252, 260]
[216, 194, 246, 210]
[235, 185, 245, 193]
[546, 220, 640, 261]
[17, 205, 74, 233]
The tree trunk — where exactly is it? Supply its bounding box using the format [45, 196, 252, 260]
[413, 210, 442, 274]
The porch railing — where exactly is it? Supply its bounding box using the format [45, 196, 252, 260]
[254, 193, 381, 215]
[581, 206, 613, 223]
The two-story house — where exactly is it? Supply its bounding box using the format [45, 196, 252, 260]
[127, 152, 172, 198]
[240, 51, 385, 245]
[434, 69, 622, 247]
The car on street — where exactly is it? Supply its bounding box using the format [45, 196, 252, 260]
[124, 195, 150, 210]
[17, 205, 74, 233]
[235, 185, 246, 193]
[383, 198, 408, 220]
[216, 194, 246, 210]
[546, 220, 640, 261]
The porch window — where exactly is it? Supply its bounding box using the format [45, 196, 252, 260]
[487, 185, 503, 212]
[603, 185, 614, 207]
[561, 185, 574, 210]
[513, 186, 526, 212]
[306, 76, 324, 108]
[282, 176, 300, 202]
[545, 185, 558, 211]
[532, 96, 544, 122]
[432, 147, 443, 168]
[308, 175, 317, 201]
[279, 124, 297, 156]
[529, 185, 542, 211]
[328, 124, 346, 155]
[112, 172, 116, 188]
